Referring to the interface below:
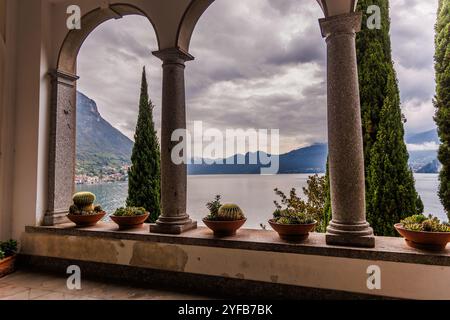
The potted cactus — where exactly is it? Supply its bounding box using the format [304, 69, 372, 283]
[395, 214, 450, 251]
[203, 195, 247, 237]
[110, 207, 150, 229]
[0, 240, 18, 278]
[67, 192, 106, 227]
[269, 188, 317, 242]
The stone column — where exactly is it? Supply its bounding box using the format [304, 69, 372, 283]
[150, 48, 197, 234]
[44, 70, 79, 226]
[320, 12, 375, 248]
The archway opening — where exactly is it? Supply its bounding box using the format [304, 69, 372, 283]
[45, 4, 161, 225]
[185, 0, 328, 229]
[74, 15, 159, 215]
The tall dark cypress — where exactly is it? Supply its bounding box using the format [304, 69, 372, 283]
[434, 0, 450, 219]
[367, 74, 424, 236]
[127, 67, 161, 222]
[357, 0, 423, 236]
[323, 1, 423, 235]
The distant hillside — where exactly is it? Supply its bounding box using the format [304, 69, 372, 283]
[75, 94, 441, 176]
[188, 144, 328, 175]
[76, 92, 133, 176]
[406, 129, 439, 144]
[417, 159, 441, 174]
[406, 129, 440, 173]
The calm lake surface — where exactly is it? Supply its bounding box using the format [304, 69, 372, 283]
[76, 173, 447, 229]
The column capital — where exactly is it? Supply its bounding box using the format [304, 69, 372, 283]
[152, 47, 195, 65]
[319, 12, 362, 38]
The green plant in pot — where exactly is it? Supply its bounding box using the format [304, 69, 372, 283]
[110, 207, 150, 229]
[269, 188, 317, 242]
[0, 240, 18, 278]
[395, 214, 450, 251]
[67, 192, 106, 227]
[203, 195, 247, 237]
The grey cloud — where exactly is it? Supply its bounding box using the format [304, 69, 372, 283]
[76, 0, 438, 148]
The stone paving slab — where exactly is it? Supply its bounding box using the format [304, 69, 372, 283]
[0, 270, 211, 300]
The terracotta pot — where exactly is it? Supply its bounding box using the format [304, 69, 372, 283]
[269, 219, 317, 242]
[110, 213, 150, 229]
[395, 223, 450, 252]
[203, 218, 247, 237]
[67, 212, 106, 227]
[0, 255, 16, 278]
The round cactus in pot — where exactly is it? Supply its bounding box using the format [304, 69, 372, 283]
[203, 196, 246, 237]
[217, 204, 245, 221]
[72, 192, 96, 208]
[67, 192, 106, 227]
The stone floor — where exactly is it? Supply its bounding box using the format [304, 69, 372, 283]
[0, 270, 211, 300]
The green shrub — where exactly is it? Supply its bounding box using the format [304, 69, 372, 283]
[0, 249, 5, 260]
[113, 207, 147, 217]
[272, 189, 315, 225]
[0, 240, 18, 258]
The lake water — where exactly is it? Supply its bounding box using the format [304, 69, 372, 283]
[76, 173, 448, 229]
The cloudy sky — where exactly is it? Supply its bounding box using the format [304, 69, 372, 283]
[77, 0, 439, 156]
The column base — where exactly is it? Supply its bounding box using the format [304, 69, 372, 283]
[150, 215, 197, 235]
[326, 221, 375, 248]
[43, 210, 70, 226]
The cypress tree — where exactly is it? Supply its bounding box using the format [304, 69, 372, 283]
[127, 67, 161, 222]
[323, 160, 332, 233]
[434, 0, 450, 219]
[358, 0, 423, 236]
[367, 74, 424, 236]
[324, 0, 423, 235]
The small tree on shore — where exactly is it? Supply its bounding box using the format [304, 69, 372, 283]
[127, 67, 161, 222]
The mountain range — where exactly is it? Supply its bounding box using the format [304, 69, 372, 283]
[76, 92, 441, 175]
[188, 144, 328, 175]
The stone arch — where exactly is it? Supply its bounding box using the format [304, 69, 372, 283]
[58, 3, 160, 75]
[176, 0, 214, 52]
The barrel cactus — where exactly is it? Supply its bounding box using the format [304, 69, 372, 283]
[218, 204, 245, 221]
[72, 192, 96, 207]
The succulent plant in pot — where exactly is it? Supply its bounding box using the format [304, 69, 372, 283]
[67, 192, 106, 227]
[395, 214, 450, 252]
[0, 240, 18, 278]
[110, 207, 149, 229]
[203, 195, 247, 237]
[269, 188, 317, 242]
